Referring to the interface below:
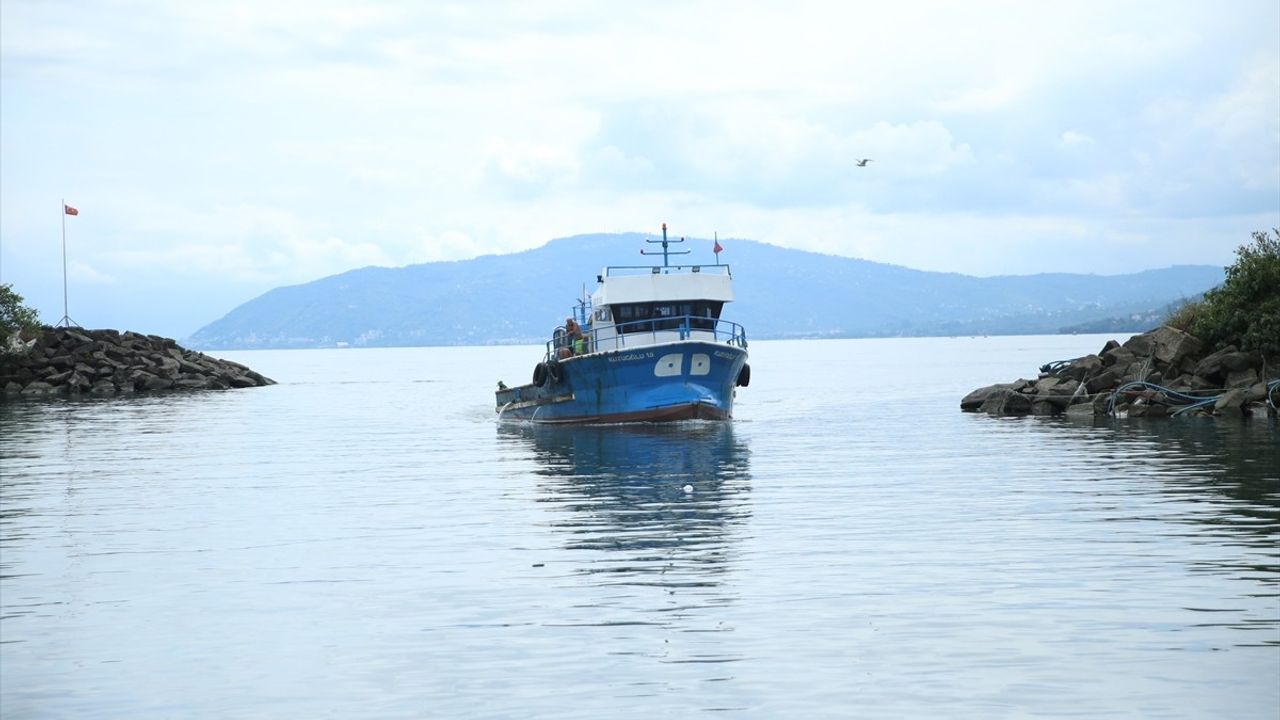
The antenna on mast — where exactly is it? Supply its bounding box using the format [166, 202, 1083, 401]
[641, 222, 690, 267]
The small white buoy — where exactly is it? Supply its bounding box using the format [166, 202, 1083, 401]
[682, 484, 693, 494]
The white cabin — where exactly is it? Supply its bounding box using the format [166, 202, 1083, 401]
[584, 264, 737, 352]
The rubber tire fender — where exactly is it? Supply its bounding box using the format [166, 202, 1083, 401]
[532, 362, 547, 386]
[736, 363, 751, 388]
[545, 361, 563, 386]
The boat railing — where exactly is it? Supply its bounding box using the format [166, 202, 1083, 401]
[542, 315, 747, 362]
[602, 263, 731, 278]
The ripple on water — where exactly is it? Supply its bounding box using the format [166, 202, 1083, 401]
[1, 340, 1277, 718]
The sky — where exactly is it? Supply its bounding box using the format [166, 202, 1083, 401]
[2, 1, 1278, 338]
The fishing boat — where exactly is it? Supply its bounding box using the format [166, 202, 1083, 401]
[496, 225, 750, 424]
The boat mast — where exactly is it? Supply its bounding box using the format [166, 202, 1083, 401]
[641, 222, 690, 268]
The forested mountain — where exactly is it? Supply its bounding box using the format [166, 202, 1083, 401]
[185, 233, 1222, 349]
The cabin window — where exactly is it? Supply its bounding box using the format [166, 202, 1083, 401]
[594, 307, 611, 322]
[652, 304, 676, 330]
[612, 301, 725, 333]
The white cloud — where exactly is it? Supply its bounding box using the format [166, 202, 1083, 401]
[1195, 54, 1280, 190]
[848, 121, 974, 176]
[933, 76, 1033, 114]
[1066, 175, 1131, 210]
[68, 261, 115, 285]
[481, 139, 579, 190]
[1061, 131, 1094, 147]
[2, 0, 1278, 335]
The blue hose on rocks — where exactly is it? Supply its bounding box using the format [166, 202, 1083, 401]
[1039, 359, 1076, 375]
[1170, 397, 1222, 417]
[1268, 379, 1280, 411]
[1106, 381, 1224, 417]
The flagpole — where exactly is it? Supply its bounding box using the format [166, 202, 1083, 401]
[58, 199, 76, 328]
[62, 199, 68, 324]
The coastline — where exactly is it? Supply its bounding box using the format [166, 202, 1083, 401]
[961, 325, 1278, 418]
[1, 327, 275, 399]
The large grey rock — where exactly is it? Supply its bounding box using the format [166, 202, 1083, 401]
[45, 369, 73, 386]
[1122, 358, 1157, 383]
[1148, 326, 1202, 367]
[153, 356, 180, 378]
[1245, 381, 1269, 403]
[961, 382, 1023, 411]
[1060, 355, 1103, 382]
[1065, 396, 1110, 418]
[980, 389, 1032, 415]
[1214, 389, 1247, 411]
[1085, 366, 1125, 394]
[1122, 333, 1156, 356]
[1031, 401, 1057, 416]
[1102, 348, 1136, 368]
[1190, 374, 1219, 391]
[129, 369, 172, 391]
[64, 329, 94, 345]
[1050, 378, 1082, 396]
[21, 381, 57, 395]
[65, 372, 92, 392]
[1220, 352, 1259, 373]
[1227, 368, 1259, 388]
[1064, 402, 1095, 417]
[1193, 345, 1239, 379]
[102, 344, 130, 362]
[1033, 377, 1062, 394]
[5, 368, 34, 384]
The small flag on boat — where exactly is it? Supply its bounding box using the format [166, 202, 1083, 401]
[64, 204, 79, 216]
[713, 239, 723, 254]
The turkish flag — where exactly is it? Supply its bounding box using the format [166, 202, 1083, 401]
[64, 205, 79, 216]
[713, 240, 723, 254]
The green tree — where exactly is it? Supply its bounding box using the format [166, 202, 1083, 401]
[0, 283, 43, 349]
[1183, 229, 1280, 356]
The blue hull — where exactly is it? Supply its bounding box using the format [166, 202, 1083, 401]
[496, 341, 747, 424]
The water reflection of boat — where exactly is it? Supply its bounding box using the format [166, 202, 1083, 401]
[498, 422, 752, 583]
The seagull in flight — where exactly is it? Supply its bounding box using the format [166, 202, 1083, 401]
[856, 158, 873, 167]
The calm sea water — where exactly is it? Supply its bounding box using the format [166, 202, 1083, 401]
[1, 335, 1277, 719]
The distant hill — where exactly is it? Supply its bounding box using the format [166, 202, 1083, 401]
[185, 233, 1225, 349]
[1056, 296, 1201, 335]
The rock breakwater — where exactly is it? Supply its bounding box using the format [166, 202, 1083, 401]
[1, 327, 275, 398]
[961, 326, 1278, 418]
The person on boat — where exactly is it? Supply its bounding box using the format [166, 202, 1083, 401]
[560, 317, 582, 358]
[567, 318, 586, 353]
